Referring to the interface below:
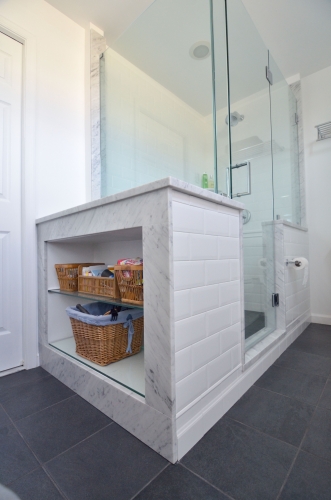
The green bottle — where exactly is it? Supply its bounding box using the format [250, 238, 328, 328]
[202, 172, 208, 189]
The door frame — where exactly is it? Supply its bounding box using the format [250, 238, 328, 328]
[0, 17, 38, 370]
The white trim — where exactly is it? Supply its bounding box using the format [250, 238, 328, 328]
[311, 314, 331, 326]
[0, 16, 38, 369]
[0, 365, 24, 377]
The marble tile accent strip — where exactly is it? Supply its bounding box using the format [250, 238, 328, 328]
[90, 29, 106, 201]
[36, 177, 243, 225]
[290, 81, 306, 227]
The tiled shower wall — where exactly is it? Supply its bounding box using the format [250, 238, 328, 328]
[172, 192, 243, 455]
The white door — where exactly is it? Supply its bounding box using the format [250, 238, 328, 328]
[0, 32, 23, 372]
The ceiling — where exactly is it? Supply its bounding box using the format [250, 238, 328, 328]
[45, 0, 331, 81]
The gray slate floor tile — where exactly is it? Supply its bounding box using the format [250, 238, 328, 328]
[0, 368, 50, 403]
[254, 365, 326, 405]
[226, 385, 315, 446]
[290, 327, 331, 358]
[8, 468, 64, 500]
[274, 348, 331, 377]
[45, 423, 168, 500]
[0, 404, 11, 430]
[319, 379, 331, 410]
[279, 451, 331, 500]
[16, 395, 112, 463]
[0, 424, 38, 486]
[2, 376, 74, 421]
[181, 417, 297, 500]
[135, 464, 229, 500]
[302, 406, 331, 461]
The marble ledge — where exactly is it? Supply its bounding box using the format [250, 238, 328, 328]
[262, 219, 308, 232]
[36, 177, 244, 225]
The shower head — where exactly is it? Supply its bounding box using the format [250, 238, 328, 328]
[225, 111, 244, 127]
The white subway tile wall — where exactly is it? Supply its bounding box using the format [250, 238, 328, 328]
[173, 199, 242, 415]
[284, 226, 310, 327]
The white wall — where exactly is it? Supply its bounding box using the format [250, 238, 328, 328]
[302, 65, 331, 325]
[0, 0, 86, 218]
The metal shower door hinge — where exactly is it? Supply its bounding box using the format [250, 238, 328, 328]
[272, 293, 279, 307]
[266, 66, 273, 85]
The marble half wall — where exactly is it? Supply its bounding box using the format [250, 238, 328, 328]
[91, 29, 106, 201]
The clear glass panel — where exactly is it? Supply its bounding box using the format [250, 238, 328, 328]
[269, 53, 301, 225]
[226, 0, 276, 348]
[100, 0, 227, 196]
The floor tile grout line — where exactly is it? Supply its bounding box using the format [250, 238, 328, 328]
[41, 464, 70, 500]
[129, 463, 171, 500]
[273, 361, 331, 379]
[253, 382, 322, 406]
[275, 375, 331, 499]
[179, 463, 237, 500]
[0, 374, 53, 403]
[288, 345, 331, 360]
[11, 394, 78, 424]
[249, 384, 317, 408]
[4, 466, 41, 488]
[224, 415, 301, 450]
[43, 421, 114, 465]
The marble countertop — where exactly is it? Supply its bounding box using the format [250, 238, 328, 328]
[36, 177, 244, 225]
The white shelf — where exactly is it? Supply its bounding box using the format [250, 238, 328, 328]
[50, 337, 145, 397]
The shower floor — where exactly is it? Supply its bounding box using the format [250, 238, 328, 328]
[245, 310, 265, 339]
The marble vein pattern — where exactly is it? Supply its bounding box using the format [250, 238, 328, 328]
[90, 29, 106, 201]
[39, 344, 176, 462]
[290, 81, 306, 227]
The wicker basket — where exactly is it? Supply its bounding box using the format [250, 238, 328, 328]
[78, 265, 120, 299]
[114, 265, 143, 305]
[69, 316, 144, 366]
[55, 263, 103, 292]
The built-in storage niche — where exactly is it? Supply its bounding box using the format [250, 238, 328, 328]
[46, 227, 144, 397]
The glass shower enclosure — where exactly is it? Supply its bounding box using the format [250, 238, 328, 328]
[99, 0, 301, 350]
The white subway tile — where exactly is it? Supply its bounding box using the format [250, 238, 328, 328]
[204, 210, 229, 236]
[175, 313, 206, 351]
[231, 344, 242, 368]
[221, 323, 241, 353]
[191, 285, 219, 315]
[176, 347, 193, 382]
[173, 232, 190, 261]
[219, 237, 240, 259]
[174, 261, 205, 291]
[192, 334, 221, 371]
[230, 302, 241, 325]
[173, 202, 204, 233]
[219, 281, 240, 306]
[176, 366, 208, 412]
[229, 215, 239, 237]
[190, 234, 218, 260]
[174, 290, 191, 321]
[230, 259, 240, 281]
[218, 205, 239, 216]
[207, 350, 232, 387]
[206, 305, 232, 337]
[205, 260, 231, 285]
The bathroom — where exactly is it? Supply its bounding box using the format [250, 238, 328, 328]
[0, 0, 330, 498]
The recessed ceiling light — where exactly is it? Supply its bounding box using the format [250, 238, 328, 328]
[189, 41, 211, 60]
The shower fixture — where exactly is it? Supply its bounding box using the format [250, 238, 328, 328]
[225, 111, 244, 127]
[189, 41, 211, 60]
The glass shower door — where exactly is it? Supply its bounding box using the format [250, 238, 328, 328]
[226, 0, 276, 349]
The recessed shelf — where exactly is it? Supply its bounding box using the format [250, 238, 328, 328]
[50, 337, 145, 397]
[48, 289, 144, 310]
